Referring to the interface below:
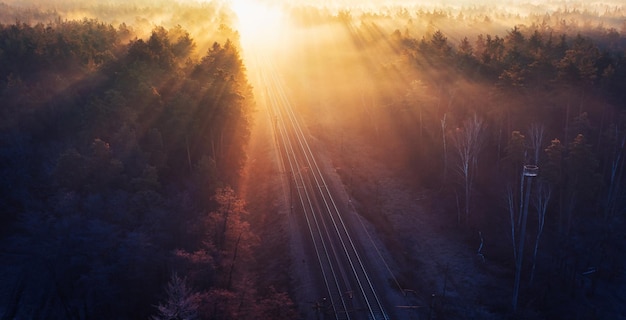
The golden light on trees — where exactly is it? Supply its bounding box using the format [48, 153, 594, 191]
[2, 0, 625, 318]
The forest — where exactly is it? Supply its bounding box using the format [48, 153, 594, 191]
[0, 1, 296, 319]
[0, 0, 625, 319]
[271, 3, 626, 319]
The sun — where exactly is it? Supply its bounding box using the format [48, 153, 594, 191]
[230, 0, 286, 50]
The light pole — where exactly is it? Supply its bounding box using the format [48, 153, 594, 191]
[512, 164, 538, 312]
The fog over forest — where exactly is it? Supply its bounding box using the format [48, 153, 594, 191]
[0, 0, 625, 319]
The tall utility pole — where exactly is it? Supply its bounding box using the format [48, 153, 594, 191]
[512, 164, 538, 312]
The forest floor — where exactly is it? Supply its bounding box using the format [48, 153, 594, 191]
[319, 128, 517, 320]
[309, 122, 626, 320]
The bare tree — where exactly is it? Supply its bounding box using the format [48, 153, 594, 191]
[506, 185, 518, 263]
[504, 131, 527, 227]
[528, 123, 545, 165]
[405, 79, 430, 140]
[441, 113, 448, 183]
[604, 122, 626, 219]
[452, 114, 485, 225]
[530, 180, 552, 285]
[564, 134, 599, 235]
[512, 165, 537, 312]
[543, 139, 564, 233]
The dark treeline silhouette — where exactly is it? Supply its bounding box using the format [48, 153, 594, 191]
[0, 7, 295, 319]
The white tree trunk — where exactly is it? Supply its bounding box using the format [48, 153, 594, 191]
[452, 114, 484, 226]
[530, 182, 552, 285]
[507, 186, 518, 263]
[528, 123, 545, 165]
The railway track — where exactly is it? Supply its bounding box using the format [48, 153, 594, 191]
[257, 55, 389, 320]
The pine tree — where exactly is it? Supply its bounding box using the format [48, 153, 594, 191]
[153, 274, 199, 320]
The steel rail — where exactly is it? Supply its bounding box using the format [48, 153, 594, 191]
[261, 55, 388, 319]
[274, 74, 388, 320]
[260, 57, 350, 319]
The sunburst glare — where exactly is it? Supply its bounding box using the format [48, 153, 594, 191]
[1, 0, 625, 319]
[230, 0, 286, 50]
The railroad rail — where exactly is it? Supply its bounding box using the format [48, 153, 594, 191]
[258, 56, 389, 320]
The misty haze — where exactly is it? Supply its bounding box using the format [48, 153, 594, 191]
[0, 0, 625, 319]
